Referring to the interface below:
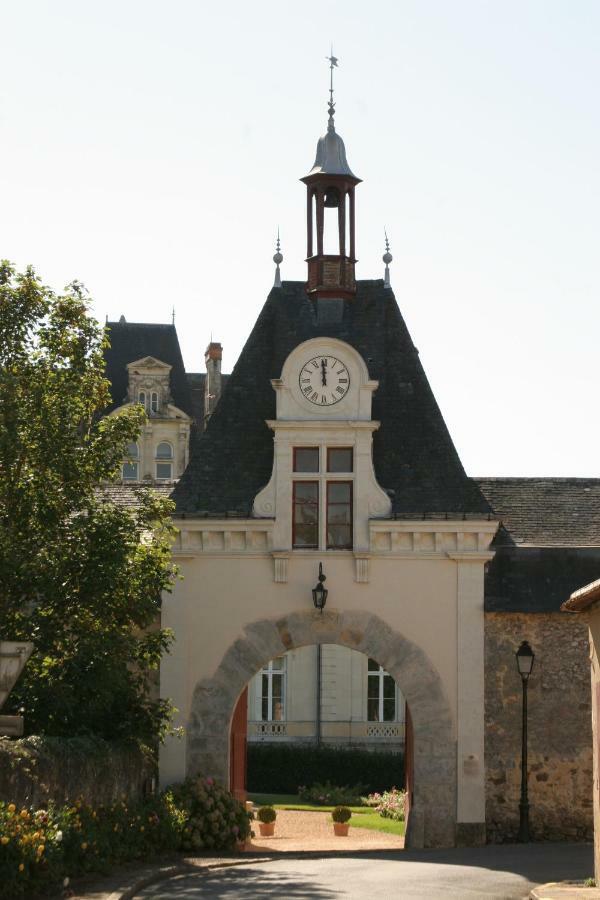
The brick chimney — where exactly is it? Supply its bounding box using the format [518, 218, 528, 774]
[204, 342, 223, 426]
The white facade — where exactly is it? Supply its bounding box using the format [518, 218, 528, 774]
[247, 644, 406, 748]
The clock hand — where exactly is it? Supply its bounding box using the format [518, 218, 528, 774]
[321, 358, 327, 386]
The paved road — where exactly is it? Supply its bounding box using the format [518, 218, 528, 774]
[135, 843, 593, 899]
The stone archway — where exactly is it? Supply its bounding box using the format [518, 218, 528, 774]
[186, 609, 456, 848]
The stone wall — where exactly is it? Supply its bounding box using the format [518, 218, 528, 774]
[485, 612, 592, 841]
[0, 736, 156, 809]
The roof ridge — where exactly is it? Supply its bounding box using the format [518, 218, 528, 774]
[476, 476, 600, 483]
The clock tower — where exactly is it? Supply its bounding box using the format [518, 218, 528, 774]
[301, 55, 361, 302]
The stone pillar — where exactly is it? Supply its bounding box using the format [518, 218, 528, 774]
[454, 555, 488, 845]
[204, 342, 223, 427]
[588, 615, 600, 882]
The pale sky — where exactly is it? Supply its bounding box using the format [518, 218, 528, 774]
[2, 1, 599, 477]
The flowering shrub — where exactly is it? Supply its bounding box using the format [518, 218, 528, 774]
[0, 779, 251, 897]
[173, 777, 253, 853]
[0, 794, 184, 899]
[363, 787, 406, 821]
[298, 781, 366, 806]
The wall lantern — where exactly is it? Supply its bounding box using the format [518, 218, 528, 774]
[515, 640, 535, 842]
[312, 563, 328, 613]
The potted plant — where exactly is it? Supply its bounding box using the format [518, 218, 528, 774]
[332, 805, 352, 836]
[257, 805, 277, 836]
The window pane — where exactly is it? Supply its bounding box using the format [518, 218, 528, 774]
[328, 482, 351, 503]
[294, 448, 319, 472]
[261, 698, 269, 720]
[368, 658, 380, 672]
[367, 676, 380, 699]
[261, 674, 269, 700]
[151, 392, 159, 412]
[383, 698, 396, 721]
[367, 698, 380, 721]
[156, 442, 172, 459]
[138, 392, 146, 407]
[383, 675, 395, 699]
[272, 674, 283, 701]
[293, 481, 318, 548]
[156, 463, 172, 479]
[328, 504, 351, 524]
[327, 448, 353, 472]
[327, 525, 352, 548]
[125, 442, 138, 459]
[122, 462, 138, 481]
[327, 482, 352, 549]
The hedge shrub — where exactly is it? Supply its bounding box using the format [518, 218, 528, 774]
[247, 743, 404, 794]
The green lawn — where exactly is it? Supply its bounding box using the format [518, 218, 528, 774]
[248, 793, 405, 837]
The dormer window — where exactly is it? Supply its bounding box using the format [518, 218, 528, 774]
[155, 441, 173, 480]
[151, 392, 159, 414]
[122, 443, 139, 481]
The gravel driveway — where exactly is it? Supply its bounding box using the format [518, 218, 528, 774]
[246, 808, 404, 852]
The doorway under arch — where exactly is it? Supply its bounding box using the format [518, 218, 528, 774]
[186, 608, 456, 848]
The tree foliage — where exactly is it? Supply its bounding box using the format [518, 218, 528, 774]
[0, 262, 177, 742]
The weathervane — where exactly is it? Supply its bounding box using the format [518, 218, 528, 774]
[273, 228, 283, 288]
[326, 47, 338, 131]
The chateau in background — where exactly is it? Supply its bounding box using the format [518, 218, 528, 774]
[102, 60, 600, 848]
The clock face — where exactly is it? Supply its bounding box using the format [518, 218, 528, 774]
[299, 356, 350, 406]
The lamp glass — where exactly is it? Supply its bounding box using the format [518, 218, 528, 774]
[516, 641, 535, 677]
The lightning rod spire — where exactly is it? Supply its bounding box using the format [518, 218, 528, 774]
[273, 228, 283, 288]
[383, 230, 393, 289]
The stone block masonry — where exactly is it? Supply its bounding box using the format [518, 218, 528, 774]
[485, 612, 592, 842]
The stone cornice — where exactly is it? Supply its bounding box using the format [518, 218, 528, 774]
[265, 419, 381, 432]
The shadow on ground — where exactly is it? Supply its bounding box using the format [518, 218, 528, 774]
[134, 844, 593, 899]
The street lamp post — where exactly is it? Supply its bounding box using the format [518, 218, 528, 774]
[515, 640, 535, 842]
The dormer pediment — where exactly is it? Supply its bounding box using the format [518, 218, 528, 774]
[127, 356, 172, 374]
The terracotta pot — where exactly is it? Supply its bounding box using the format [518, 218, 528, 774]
[259, 822, 275, 836]
[333, 822, 349, 836]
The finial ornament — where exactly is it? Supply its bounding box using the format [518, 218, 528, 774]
[171, 306, 176, 326]
[383, 229, 393, 289]
[273, 228, 283, 288]
[326, 47, 339, 132]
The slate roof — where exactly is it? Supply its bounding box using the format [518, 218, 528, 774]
[172, 280, 491, 518]
[475, 478, 600, 613]
[476, 478, 600, 547]
[187, 373, 231, 426]
[187, 373, 206, 424]
[97, 482, 175, 508]
[104, 321, 193, 417]
[484, 546, 600, 613]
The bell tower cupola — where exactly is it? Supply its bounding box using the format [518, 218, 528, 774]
[301, 53, 361, 301]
